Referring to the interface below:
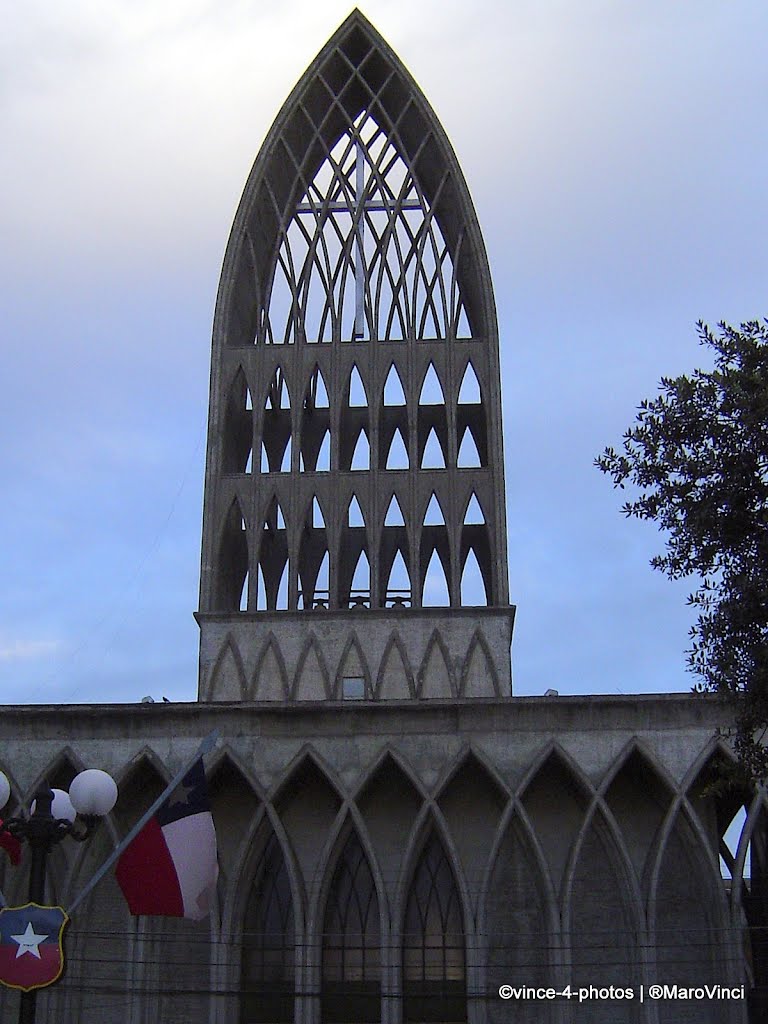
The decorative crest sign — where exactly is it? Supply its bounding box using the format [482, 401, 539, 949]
[0, 903, 69, 992]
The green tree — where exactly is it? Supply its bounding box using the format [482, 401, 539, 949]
[596, 320, 768, 780]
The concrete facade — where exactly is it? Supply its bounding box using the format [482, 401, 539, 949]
[0, 696, 750, 1022]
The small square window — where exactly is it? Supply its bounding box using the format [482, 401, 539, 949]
[342, 676, 365, 700]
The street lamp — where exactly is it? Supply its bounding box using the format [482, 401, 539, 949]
[0, 768, 118, 1024]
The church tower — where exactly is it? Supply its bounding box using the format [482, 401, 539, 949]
[197, 10, 514, 702]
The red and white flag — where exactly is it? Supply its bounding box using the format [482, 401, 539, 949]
[0, 824, 21, 867]
[115, 759, 218, 920]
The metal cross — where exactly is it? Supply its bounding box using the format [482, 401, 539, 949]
[296, 128, 421, 340]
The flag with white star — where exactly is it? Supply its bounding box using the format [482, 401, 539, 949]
[0, 903, 69, 992]
[115, 758, 218, 920]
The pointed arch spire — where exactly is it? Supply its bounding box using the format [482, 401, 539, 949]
[213, 10, 496, 348]
[199, 10, 510, 669]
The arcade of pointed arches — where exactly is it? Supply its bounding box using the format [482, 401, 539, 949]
[2, 736, 756, 1023]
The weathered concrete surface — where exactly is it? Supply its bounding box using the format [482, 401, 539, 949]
[0, 694, 746, 1024]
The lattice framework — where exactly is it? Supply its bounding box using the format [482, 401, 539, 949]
[200, 10, 509, 623]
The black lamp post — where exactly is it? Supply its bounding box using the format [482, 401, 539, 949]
[0, 769, 118, 1024]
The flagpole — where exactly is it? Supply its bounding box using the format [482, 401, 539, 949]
[68, 731, 218, 916]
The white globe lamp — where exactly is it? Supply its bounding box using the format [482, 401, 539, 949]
[69, 769, 118, 817]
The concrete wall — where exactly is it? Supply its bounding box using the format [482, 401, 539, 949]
[0, 695, 749, 1023]
[198, 606, 515, 701]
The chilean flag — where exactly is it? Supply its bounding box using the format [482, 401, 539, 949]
[115, 760, 218, 920]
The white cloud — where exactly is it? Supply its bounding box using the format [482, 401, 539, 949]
[0, 639, 59, 662]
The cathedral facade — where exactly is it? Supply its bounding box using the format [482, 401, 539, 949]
[0, 12, 759, 1024]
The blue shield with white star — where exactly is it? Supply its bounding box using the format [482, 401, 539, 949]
[0, 903, 69, 992]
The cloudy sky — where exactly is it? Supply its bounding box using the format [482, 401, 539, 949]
[2, 0, 766, 705]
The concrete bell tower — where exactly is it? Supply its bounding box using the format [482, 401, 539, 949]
[196, 10, 514, 702]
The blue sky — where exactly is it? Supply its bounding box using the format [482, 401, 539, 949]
[2, 0, 766, 704]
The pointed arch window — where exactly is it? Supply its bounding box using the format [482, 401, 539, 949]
[240, 571, 250, 612]
[261, 368, 292, 473]
[299, 497, 329, 609]
[350, 429, 370, 471]
[422, 550, 450, 608]
[383, 364, 407, 406]
[421, 427, 446, 469]
[348, 365, 368, 407]
[301, 366, 331, 472]
[457, 428, 481, 469]
[339, 497, 369, 609]
[253, 95, 476, 346]
[348, 495, 365, 527]
[322, 832, 381, 1023]
[420, 491, 451, 607]
[257, 497, 289, 610]
[350, 550, 371, 608]
[403, 833, 466, 1023]
[423, 493, 445, 526]
[316, 430, 331, 471]
[463, 493, 484, 525]
[384, 494, 405, 526]
[215, 499, 248, 611]
[460, 493, 491, 606]
[386, 428, 409, 470]
[457, 363, 481, 405]
[222, 367, 253, 474]
[385, 549, 411, 608]
[341, 366, 370, 470]
[280, 434, 292, 473]
[381, 492, 410, 608]
[418, 363, 448, 469]
[380, 362, 409, 470]
[241, 832, 295, 1024]
[460, 549, 487, 606]
[419, 364, 445, 406]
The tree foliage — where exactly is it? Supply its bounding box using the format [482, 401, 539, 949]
[596, 320, 768, 780]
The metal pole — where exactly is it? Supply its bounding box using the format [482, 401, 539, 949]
[18, 787, 53, 1024]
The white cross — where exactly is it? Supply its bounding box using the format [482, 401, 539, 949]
[296, 128, 421, 340]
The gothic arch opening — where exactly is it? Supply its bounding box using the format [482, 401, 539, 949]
[322, 830, 381, 1023]
[215, 498, 249, 612]
[301, 365, 331, 472]
[417, 362, 448, 470]
[380, 362, 409, 470]
[420, 493, 450, 607]
[403, 831, 467, 1024]
[456, 362, 487, 469]
[222, 367, 253, 474]
[299, 496, 330, 609]
[256, 496, 288, 610]
[339, 495, 369, 608]
[484, 814, 552, 1023]
[241, 830, 295, 1024]
[261, 367, 292, 472]
[340, 365, 371, 471]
